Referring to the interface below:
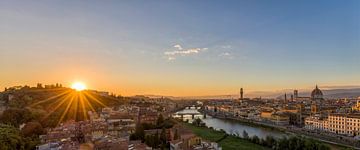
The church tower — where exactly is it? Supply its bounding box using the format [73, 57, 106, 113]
[240, 88, 244, 100]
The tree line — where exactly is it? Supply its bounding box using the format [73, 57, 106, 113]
[241, 130, 331, 150]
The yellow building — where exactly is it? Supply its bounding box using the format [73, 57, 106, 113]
[311, 104, 319, 114]
[176, 133, 202, 149]
[352, 98, 360, 111]
[271, 113, 290, 125]
[185, 136, 201, 148]
[281, 109, 298, 113]
[260, 111, 273, 120]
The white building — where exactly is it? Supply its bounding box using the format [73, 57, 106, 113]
[305, 115, 328, 131]
[328, 114, 360, 136]
[305, 113, 360, 136]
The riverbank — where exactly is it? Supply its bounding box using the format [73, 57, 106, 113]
[182, 122, 270, 150]
[182, 122, 352, 150]
[203, 110, 287, 133]
[203, 110, 353, 150]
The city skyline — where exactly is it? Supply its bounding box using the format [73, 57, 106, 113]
[3, 83, 360, 99]
[1, 0, 359, 96]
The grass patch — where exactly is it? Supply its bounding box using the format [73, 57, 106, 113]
[183, 123, 269, 150]
[220, 136, 269, 150]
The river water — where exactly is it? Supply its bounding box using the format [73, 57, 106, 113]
[173, 106, 286, 139]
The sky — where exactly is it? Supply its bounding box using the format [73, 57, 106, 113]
[0, 0, 359, 97]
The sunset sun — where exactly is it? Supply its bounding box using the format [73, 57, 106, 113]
[71, 82, 87, 91]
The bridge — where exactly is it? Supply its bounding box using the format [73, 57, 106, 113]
[184, 106, 202, 109]
[172, 105, 205, 119]
[174, 111, 203, 119]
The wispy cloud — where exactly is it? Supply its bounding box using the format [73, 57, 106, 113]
[221, 45, 232, 49]
[167, 56, 176, 61]
[164, 44, 208, 61]
[219, 52, 231, 56]
[173, 44, 183, 50]
[219, 52, 234, 59]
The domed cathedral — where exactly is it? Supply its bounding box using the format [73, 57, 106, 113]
[310, 85, 324, 115]
[311, 85, 324, 101]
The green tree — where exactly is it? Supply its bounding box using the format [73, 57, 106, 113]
[141, 123, 155, 130]
[0, 108, 32, 127]
[0, 124, 25, 150]
[275, 137, 289, 150]
[242, 130, 249, 139]
[157, 114, 164, 126]
[264, 135, 276, 148]
[318, 143, 331, 150]
[145, 135, 152, 147]
[134, 123, 145, 141]
[160, 127, 167, 144]
[28, 109, 46, 122]
[23, 137, 40, 150]
[162, 118, 176, 129]
[21, 121, 44, 137]
[154, 131, 160, 148]
[288, 136, 305, 150]
[173, 128, 180, 140]
[251, 135, 260, 144]
[305, 138, 318, 150]
[192, 118, 202, 126]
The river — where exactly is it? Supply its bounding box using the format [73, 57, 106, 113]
[173, 106, 287, 139]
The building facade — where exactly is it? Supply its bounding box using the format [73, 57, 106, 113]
[328, 114, 360, 136]
[305, 114, 360, 136]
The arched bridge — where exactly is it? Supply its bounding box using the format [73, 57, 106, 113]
[174, 112, 202, 119]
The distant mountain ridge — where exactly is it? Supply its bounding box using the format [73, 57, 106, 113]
[143, 88, 360, 100]
[319, 88, 360, 99]
[272, 88, 360, 99]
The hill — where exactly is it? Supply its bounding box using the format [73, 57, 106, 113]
[0, 87, 126, 127]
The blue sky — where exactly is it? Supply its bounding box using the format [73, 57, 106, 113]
[0, 0, 359, 96]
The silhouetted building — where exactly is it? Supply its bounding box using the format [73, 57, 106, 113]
[240, 88, 243, 100]
[294, 90, 298, 99]
[293, 89, 310, 101]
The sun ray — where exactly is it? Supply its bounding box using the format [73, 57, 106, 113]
[80, 92, 95, 112]
[46, 92, 72, 112]
[57, 94, 75, 125]
[83, 91, 107, 107]
[72, 93, 79, 121]
[36, 88, 108, 125]
[41, 92, 73, 122]
[29, 90, 72, 107]
[79, 93, 88, 120]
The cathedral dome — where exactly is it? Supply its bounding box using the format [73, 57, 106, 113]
[311, 85, 323, 100]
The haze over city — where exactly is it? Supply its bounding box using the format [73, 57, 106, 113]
[1, 0, 359, 96]
[2, 1, 360, 150]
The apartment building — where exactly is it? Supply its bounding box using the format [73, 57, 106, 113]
[328, 114, 360, 136]
[305, 113, 360, 136]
